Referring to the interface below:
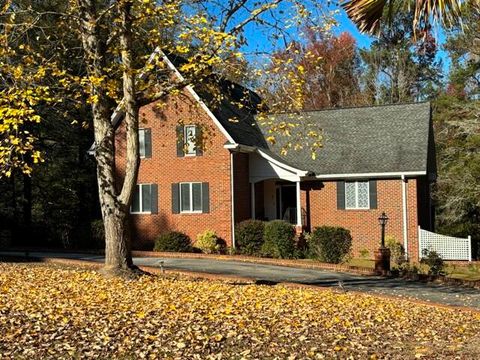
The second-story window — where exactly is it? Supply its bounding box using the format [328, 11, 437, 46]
[176, 124, 203, 157]
[138, 128, 152, 158]
[184, 125, 197, 156]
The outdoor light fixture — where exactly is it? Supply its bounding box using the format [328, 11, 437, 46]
[378, 211, 389, 226]
[378, 211, 389, 249]
[375, 211, 391, 275]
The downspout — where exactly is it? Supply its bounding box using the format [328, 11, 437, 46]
[230, 152, 236, 249]
[401, 175, 408, 260]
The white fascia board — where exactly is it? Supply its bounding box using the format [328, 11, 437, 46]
[256, 149, 309, 177]
[315, 170, 426, 180]
[224, 143, 257, 153]
[159, 51, 236, 144]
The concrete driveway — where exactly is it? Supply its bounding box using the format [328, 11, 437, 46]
[2, 251, 480, 309]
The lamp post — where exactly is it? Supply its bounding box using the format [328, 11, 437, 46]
[375, 212, 391, 275]
[378, 212, 389, 248]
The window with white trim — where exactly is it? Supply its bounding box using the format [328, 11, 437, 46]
[345, 181, 370, 209]
[184, 125, 197, 156]
[180, 182, 202, 213]
[131, 184, 152, 213]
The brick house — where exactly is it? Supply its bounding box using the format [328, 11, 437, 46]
[114, 54, 436, 261]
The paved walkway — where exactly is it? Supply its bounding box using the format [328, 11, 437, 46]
[2, 251, 480, 309]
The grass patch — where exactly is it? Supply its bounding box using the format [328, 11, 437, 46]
[1, 262, 480, 358]
[346, 258, 375, 269]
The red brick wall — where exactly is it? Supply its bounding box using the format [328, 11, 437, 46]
[233, 153, 251, 224]
[306, 178, 421, 261]
[115, 91, 233, 249]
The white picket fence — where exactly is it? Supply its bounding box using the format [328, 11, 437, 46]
[418, 226, 472, 261]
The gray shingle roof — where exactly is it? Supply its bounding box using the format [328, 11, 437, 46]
[255, 102, 432, 176]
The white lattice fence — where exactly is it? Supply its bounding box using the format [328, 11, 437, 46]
[418, 226, 472, 261]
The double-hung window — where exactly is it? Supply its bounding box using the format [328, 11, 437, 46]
[345, 181, 370, 209]
[131, 184, 157, 214]
[180, 182, 202, 213]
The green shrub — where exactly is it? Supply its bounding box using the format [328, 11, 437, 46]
[154, 231, 192, 252]
[421, 249, 445, 276]
[386, 235, 405, 266]
[308, 226, 352, 264]
[359, 248, 370, 259]
[235, 220, 265, 256]
[261, 220, 296, 259]
[195, 230, 221, 254]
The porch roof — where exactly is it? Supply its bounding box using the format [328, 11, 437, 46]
[254, 102, 432, 177]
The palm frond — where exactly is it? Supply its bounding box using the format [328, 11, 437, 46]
[342, 0, 464, 35]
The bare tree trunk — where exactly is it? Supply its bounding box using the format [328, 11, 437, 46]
[77, 0, 138, 275]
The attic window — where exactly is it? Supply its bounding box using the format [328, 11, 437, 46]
[184, 125, 197, 156]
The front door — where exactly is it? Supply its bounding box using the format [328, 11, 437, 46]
[276, 185, 296, 224]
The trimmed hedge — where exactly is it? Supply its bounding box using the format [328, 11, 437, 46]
[308, 226, 352, 263]
[261, 220, 296, 259]
[154, 231, 192, 252]
[235, 220, 265, 256]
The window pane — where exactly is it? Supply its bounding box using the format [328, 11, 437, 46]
[185, 126, 196, 155]
[139, 129, 145, 157]
[142, 184, 152, 212]
[192, 183, 202, 211]
[180, 183, 191, 212]
[345, 182, 356, 208]
[131, 185, 141, 213]
[357, 181, 369, 208]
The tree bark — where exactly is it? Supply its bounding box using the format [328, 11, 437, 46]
[77, 0, 138, 274]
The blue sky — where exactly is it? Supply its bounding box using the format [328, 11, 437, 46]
[333, 11, 374, 49]
[333, 9, 450, 73]
[237, 1, 450, 75]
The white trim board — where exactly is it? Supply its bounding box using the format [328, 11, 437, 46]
[89, 47, 235, 154]
[159, 51, 236, 144]
[315, 171, 426, 180]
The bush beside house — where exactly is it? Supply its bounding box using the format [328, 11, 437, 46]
[154, 231, 192, 252]
[261, 220, 296, 259]
[386, 235, 405, 266]
[308, 226, 352, 264]
[235, 220, 265, 256]
[195, 230, 223, 254]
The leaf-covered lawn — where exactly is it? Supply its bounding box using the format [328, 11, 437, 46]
[1, 263, 480, 359]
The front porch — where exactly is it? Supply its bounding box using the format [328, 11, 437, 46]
[247, 150, 323, 232]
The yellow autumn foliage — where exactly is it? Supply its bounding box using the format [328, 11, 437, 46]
[0, 263, 479, 358]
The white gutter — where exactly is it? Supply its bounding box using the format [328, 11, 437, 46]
[224, 143, 256, 152]
[316, 170, 426, 180]
[401, 174, 409, 260]
[230, 152, 236, 249]
[251, 183, 256, 219]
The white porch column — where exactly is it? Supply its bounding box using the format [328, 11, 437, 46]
[401, 175, 409, 259]
[251, 182, 256, 219]
[296, 180, 302, 227]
